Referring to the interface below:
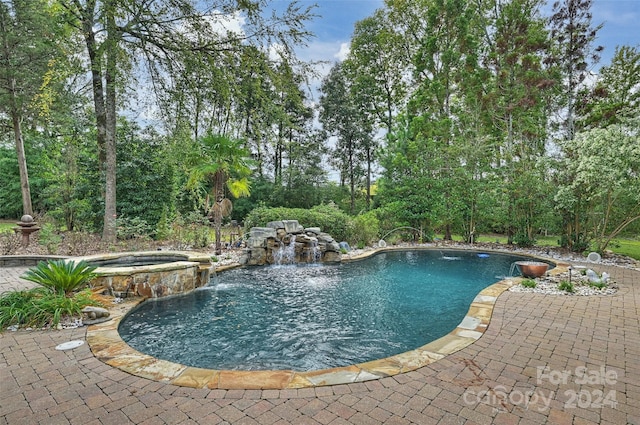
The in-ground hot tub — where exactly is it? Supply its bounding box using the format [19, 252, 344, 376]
[72, 251, 213, 298]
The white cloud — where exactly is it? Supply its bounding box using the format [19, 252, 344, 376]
[268, 43, 287, 62]
[334, 42, 350, 61]
[292, 40, 352, 100]
[202, 10, 245, 36]
[297, 40, 345, 63]
[177, 10, 246, 41]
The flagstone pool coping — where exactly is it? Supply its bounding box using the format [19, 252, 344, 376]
[85, 247, 569, 390]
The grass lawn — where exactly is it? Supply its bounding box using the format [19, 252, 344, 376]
[0, 221, 15, 233]
[440, 233, 640, 261]
[609, 238, 640, 260]
[473, 234, 559, 246]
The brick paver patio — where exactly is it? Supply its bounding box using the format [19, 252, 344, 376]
[1, 263, 639, 424]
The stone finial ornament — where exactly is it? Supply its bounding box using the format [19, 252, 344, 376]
[14, 215, 40, 247]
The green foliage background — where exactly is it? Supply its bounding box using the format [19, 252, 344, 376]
[0, 0, 638, 258]
[244, 204, 353, 243]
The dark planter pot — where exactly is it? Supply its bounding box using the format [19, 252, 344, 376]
[516, 261, 549, 278]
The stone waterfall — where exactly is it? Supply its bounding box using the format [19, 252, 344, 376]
[240, 220, 342, 266]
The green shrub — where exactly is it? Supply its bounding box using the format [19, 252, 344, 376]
[160, 211, 212, 249]
[244, 203, 352, 242]
[155, 205, 172, 240]
[558, 280, 574, 293]
[116, 216, 152, 240]
[191, 229, 210, 248]
[589, 281, 608, 289]
[374, 203, 410, 239]
[521, 279, 537, 288]
[372, 204, 432, 243]
[21, 260, 98, 297]
[46, 198, 94, 233]
[350, 211, 380, 247]
[0, 288, 46, 329]
[0, 288, 101, 330]
[304, 204, 352, 242]
[38, 222, 63, 254]
[242, 206, 293, 229]
[512, 233, 536, 247]
[559, 233, 590, 253]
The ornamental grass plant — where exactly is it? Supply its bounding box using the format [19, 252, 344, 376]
[0, 288, 101, 330]
[0, 260, 102, 331]
[21, 260, 97, 297]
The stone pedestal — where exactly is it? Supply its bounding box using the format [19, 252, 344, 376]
[13, 215, 40, 247]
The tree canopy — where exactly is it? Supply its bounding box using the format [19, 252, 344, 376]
[1, 0, 637, 254]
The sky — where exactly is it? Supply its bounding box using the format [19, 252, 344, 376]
[267, 0, 640, 96]
[590, 0, 640, 64]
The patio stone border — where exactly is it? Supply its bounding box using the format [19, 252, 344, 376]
[0, 255, 68, 267]
[85, 247, 569, 390]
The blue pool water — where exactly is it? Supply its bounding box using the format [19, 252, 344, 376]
[118, 250, 541, 371]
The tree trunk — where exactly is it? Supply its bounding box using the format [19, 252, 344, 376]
[10, 85, 33, 216]
[366, 146, 372, 210]
[102, 2, 118, 243]
[214, 170, 225, 255]
[81, 1, 107, 165]
[275, 120, 283, 185]
[348, 137, 355, 214]
[214, 213, 222, 255]
[1, 14, 33, 216]
[444, 224, 452, 241]
[80, 0, 115, 241]
[467, 200, 476, 244]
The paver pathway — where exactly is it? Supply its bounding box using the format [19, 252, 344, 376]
[0, 266, 34, 295]
[1, 263, 639, 424]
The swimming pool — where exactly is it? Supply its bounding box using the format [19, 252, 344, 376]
[118, 250, 546, 372]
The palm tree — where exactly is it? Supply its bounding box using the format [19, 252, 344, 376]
[187, 134, 252, 254]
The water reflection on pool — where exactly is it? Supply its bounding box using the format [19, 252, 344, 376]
[118, 250, 540, 371]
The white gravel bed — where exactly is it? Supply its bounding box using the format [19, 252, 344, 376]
[509, 269, 619, 296]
